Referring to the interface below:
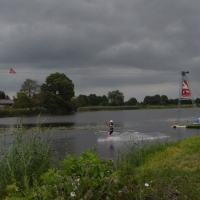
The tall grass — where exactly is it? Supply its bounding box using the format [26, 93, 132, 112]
[116, 137, 200, 199]
[118, 138, 169, 168]
[0, 124, 52, 198]
[1, 129, 200, 199]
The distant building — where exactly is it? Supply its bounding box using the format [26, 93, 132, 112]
[0, 99, 14, 108]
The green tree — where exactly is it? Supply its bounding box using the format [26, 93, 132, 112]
[125, 97, 138, 106]
[196, 98, 200, 104]
[160, 95, 168, 105]
[88, 94, 99, 106]
[76, 94, 108, 107]
[168, 98, 178, 105]
[155, 94, 161, 104]
[0, 90, 9, 99]
[13, 92, 32, 108]
[20, 79, 40, 98]
[98, 95, 108, 106]
[15, 79, 41, 108]
[76, 95, 88, 107]
[107, 90, 124, 106]
[143, 95, 162, 105]
[0, 91, 6, 99]
[41, 73, 75, 114]
[143, 96, 151, 105]
[13, 79, 41, 108]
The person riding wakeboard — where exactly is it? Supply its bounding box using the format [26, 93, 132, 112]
[106, 120, 114, 137]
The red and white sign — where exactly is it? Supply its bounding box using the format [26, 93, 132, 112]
[181, 79, 191, 97]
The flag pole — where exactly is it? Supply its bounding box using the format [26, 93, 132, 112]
[177, 71, 198, 124]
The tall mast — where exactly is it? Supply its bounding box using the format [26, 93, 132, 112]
[177, 71, 198, 124]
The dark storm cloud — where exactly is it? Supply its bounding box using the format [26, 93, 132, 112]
[0, 0, 200, 100]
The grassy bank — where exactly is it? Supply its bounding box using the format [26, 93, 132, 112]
[0, 104, 196, 117]
[77, 104, 194, 112]
[0, 107, 49, 117]
[122, 136, 200, 199]
[1, 127, 200, 199]
[186, 124, 200, 129]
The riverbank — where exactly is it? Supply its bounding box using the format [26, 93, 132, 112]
[77, 104, 195, 112]
[132, 134, 200, 199]
[1, 129, 200, 199]
[0, 104, 197, 118]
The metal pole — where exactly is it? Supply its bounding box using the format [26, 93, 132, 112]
[177, 71, 198, 124]
[177, 71, 189, 124]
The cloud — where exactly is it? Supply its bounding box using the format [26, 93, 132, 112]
[0, 0, 200, 101]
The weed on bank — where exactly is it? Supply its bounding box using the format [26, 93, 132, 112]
[0, 125, 52, 199]
[1, 127, 200, 199]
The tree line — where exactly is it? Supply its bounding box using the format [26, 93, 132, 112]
[0, 72, 199, 114]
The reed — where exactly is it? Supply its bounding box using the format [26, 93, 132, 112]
[0, 123, 52, 198]
[77, 106, 140, 112]
[77, 105, 189, 112]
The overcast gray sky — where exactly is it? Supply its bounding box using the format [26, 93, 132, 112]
[1, 0, 200, 102]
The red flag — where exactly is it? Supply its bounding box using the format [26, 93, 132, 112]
[181, 79, 191, 97]
[10, 68, 16, 74]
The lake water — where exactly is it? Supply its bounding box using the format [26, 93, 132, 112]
[0, 108, 200, 161]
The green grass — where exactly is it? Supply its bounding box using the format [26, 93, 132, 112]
[186, 124, 200, 128]
[122, 136, 200, 199]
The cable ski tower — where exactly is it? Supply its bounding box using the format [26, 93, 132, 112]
[177, 71, 198, 124]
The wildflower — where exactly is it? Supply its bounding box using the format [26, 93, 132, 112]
[145, 183, 149, 187]
[41, 185, 46, 190]
[113, 178, 118, 183]
[70, 192, 76, 197]
[76, 178, 80, 182]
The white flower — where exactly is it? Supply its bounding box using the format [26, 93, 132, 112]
[70, 192, 76, 197]
[76, 178, 80, 182]
[145, 183, 149, 187]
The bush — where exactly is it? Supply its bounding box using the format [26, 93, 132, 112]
[0, 109, 10, 117]
[31, 148, 119, 199]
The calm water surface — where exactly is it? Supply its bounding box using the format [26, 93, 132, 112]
[0, 108, 200, 160]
